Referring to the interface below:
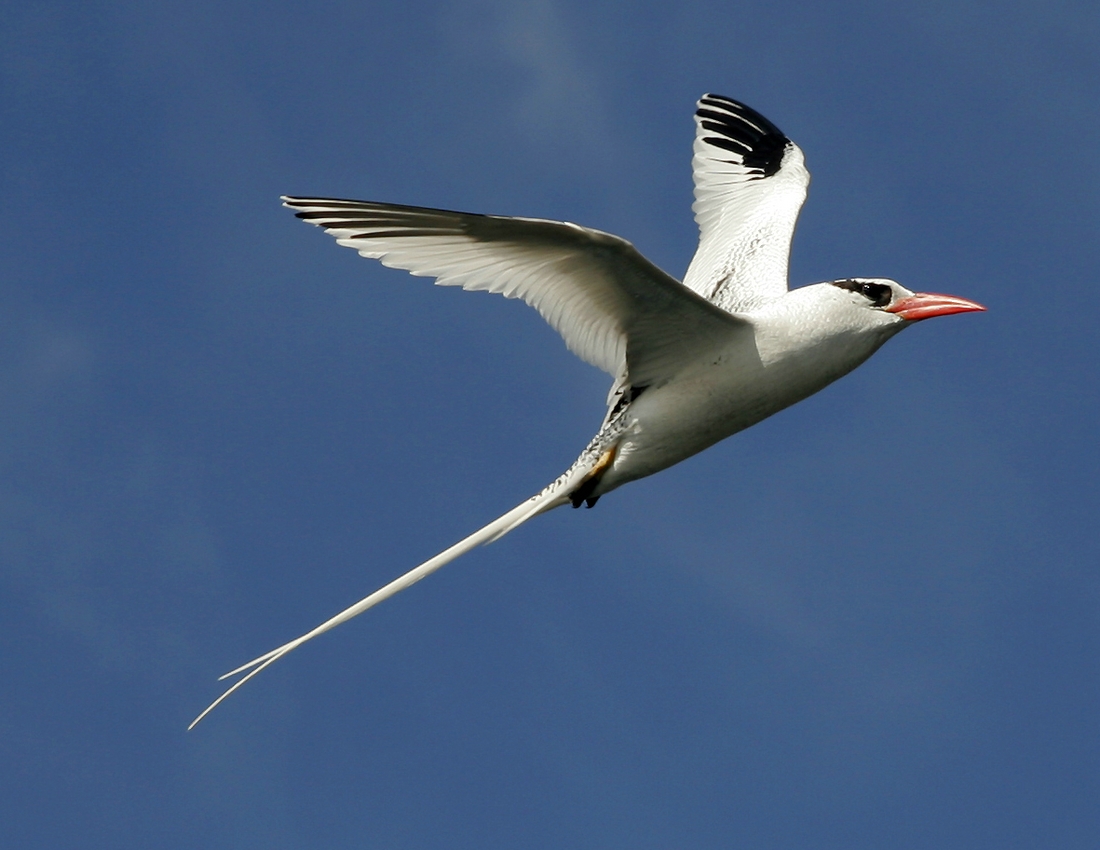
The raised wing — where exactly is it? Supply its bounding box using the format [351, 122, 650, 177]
[284, 197, 748, 391]
[681, 94, 811, 314]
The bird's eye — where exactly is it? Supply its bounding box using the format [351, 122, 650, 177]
[859, 282, 892, 307]
[832, 279, 892, 308]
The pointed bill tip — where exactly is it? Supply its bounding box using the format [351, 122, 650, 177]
[886, 292, 986, 322]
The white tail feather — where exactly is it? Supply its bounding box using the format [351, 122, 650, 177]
[189, 468, 588, 730]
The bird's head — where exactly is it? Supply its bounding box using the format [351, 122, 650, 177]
[754, 278, 985, 362]
[825, 277, 985, 332]
[751, 278, 985, 372]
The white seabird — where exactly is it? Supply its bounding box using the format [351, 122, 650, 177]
[190, 94, 984, 728]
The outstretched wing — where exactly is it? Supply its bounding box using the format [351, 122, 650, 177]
[681, 94, 810, 314]
[284, 197, 748, 391]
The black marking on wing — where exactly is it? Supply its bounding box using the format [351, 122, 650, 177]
[291, 201, 470, 237]
[697, 94, 790, 177]
[607, 384, 648, 423]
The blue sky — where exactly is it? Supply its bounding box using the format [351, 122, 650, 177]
[2, 1, 1098, 847]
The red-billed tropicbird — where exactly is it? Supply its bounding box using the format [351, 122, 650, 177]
[190, 94, 984, 728]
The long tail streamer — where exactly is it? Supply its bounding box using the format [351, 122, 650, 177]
[189, 467, 590, 729]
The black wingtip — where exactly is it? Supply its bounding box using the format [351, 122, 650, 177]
[696, 94, 790, 177]
[698, 94, 785, 136]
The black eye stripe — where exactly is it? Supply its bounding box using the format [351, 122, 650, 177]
[831, 279, 892, 308]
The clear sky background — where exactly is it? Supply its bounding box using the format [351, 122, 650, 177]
[3, 2, 1098, 848]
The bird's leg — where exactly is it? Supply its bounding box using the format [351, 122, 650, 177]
[570, 445, 617, 509]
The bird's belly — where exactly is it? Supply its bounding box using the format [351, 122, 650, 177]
[595, 346, 860, 494]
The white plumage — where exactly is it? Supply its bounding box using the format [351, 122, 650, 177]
[190, 94, 983, 728]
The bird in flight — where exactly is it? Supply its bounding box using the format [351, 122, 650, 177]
[190, 94, 983, 728]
